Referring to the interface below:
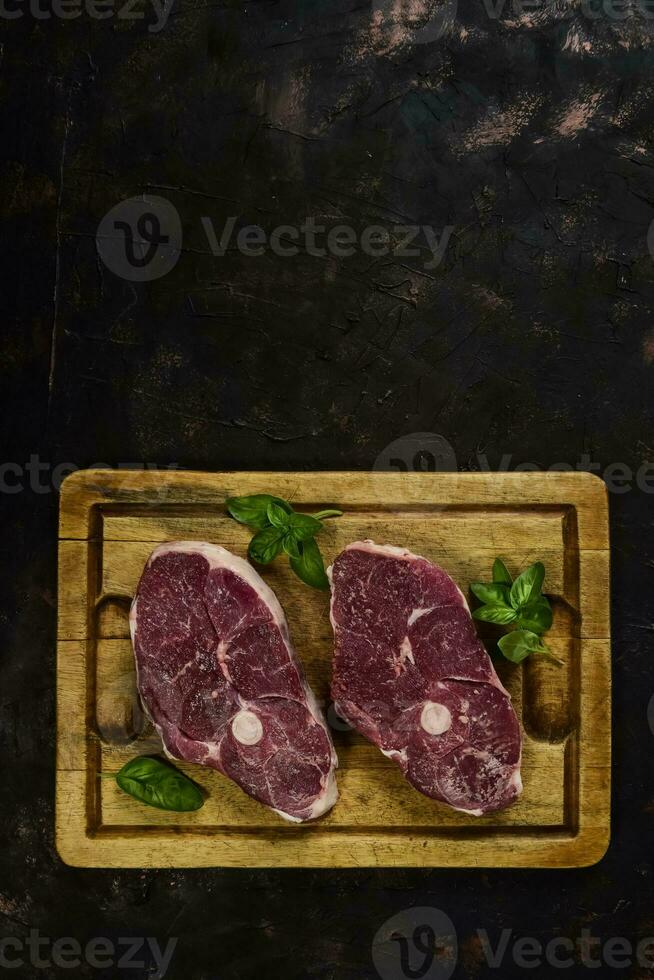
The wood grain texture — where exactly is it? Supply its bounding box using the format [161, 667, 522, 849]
[56, 469, 610, 868]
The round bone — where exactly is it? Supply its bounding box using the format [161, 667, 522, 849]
[232, 709, 264, 746]
[420, 701, 452, 736]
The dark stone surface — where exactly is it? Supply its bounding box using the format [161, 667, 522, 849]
[2, 2, 654, 977]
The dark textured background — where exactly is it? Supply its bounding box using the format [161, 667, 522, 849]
[2, 1, 654, 977]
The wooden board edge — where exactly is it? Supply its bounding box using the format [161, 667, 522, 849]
[58, 541, 94, 641]
[55, 774, 91, 869]
[59, 469, 610, 547]
[577, 637, 612, 865]
[56, 636, 93, 868]
[52, 819, 612, 869]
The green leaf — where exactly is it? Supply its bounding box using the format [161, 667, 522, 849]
[225, 490, 343, 590]
[288, 512, 323, 541]
[267, 501, 291, 529]
[510, 561, 545, 609]
[248, 526, 285, 564]
[471, 558, 555, 666]
[492, 557, 512, 586]
[497, 630, 543, 663]
[282, 532, 302, 560]
[289, 537, 329, 590]
[116, 756, 204, 812]
[498, 629, 561, 666]
[226, 494, 291, 530]
[516, 596, 553, 634]
[472, 604, 518, 625]
[470, 582, 511, 606]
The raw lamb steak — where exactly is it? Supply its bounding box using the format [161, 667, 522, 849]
[130, 541, 338, 822]
[329, 541, 522, 815]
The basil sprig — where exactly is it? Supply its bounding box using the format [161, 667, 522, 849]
[470, 559, 561, 665]
[226, 493, 342, 590]
[116, 756, 205, 811]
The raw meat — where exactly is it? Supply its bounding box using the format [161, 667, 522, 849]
[130, 541, 338, 822]
[329, 541, 522, 816]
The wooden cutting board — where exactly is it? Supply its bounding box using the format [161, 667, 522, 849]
[56, 469, 610, 868]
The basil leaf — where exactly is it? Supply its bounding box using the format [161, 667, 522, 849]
[248, 526, 285, 564]
[470, 582, 511, 606]
[517, 596, 552, 634]
[289, 537, 329, 590]
[267, 501, 291, 529]
[472, 604, 518, 625]
[282, 532, 302, 560]
[288, 512, 323, 541]
[498, 629, 561, 665]
[510, 561, 545, 609]
[225, 489, 343, 590]
[497, 629, 546, 664]
[226, 494, 291, 530]
[471, 558, 557, 666]
[492, 557, 512, 586]
[116, 756, 204, 812]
